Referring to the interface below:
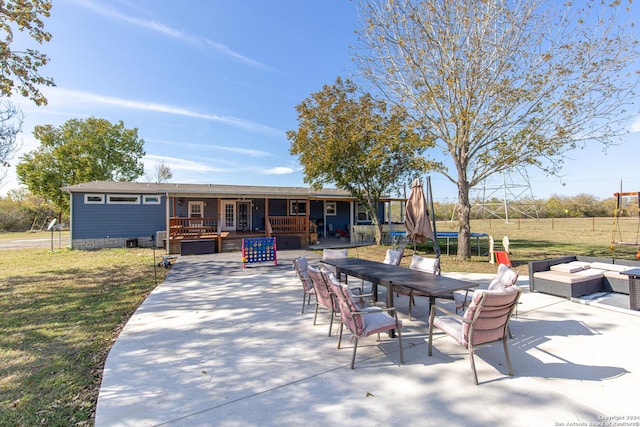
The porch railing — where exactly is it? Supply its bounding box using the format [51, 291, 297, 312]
[267, 216, 308, 234]
[170, 217, 218, 238]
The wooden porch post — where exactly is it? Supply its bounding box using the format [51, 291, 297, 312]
[305, 199, 310, 244]
[217, 197, 222, 253]
[165, 193, 171, 254]
[265, 198, 270, 237]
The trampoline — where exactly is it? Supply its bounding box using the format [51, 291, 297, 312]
[435, 232, 489, 256]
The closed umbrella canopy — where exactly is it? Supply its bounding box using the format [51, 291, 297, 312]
[405, 178, 435, 244]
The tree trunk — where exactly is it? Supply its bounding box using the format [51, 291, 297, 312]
[370, 205, 383, 245]
[456, 181, 472, 260]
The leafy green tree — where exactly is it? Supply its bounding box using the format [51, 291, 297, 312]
[287, 77, 433, 244]
[355, 0, 639, 258]
[1, 0, 54, 105]
[542, 196, 565, 218]
[16, 117, 145, 216]
[0, 188, 57, 231]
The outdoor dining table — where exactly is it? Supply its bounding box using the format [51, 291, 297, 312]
[321, 257, 477, 335]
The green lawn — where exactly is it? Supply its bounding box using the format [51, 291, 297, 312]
[0, 246, 166, 426]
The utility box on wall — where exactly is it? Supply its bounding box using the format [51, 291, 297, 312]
[156, 231, 166, 248]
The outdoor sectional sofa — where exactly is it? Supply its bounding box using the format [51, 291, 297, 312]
[528, 255, 640, 299]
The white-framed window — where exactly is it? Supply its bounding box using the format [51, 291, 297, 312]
[143, 195, 161, 204]
[84, 193, 104, 204]
[107, 194, 140, 204]
[357, 203, 371, 222]
[325, 201, 336, 216]
[289, 200, 307, 216]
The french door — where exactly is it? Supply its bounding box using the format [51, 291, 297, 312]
[222, 201, 236, 231]
[237, 202, 251, 231]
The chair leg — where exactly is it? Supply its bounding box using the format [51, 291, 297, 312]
[337, 322, 344, 349]
[396, 319, 404, 365]
[328, 310, 334, 337]
[408, 290, 413, 320]
[302, 292, 307, 314]
[313, 304, 319, 325]
[428, 305, 435, 356]
[469, 345, 479, 385]
[503, 339, 514, 376]
[351, 337, 359, 369]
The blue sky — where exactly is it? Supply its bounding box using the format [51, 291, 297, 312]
[4, 0, 639, 202]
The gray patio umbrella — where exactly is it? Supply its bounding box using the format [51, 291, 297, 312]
[404, 178, 440, 256]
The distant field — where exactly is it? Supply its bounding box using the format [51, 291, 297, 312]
[346, 217, 640, 275]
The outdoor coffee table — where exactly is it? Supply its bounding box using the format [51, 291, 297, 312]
[621, 268, 640, 311]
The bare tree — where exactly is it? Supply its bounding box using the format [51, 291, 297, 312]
[355, 0, 639, 259]
[155, 161, 173, 183]
[0, 100, 23, 184]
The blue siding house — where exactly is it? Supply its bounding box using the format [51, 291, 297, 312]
[63, 181, 402, 254]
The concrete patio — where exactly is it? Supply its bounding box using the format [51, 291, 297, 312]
[95, 250, 640, 426]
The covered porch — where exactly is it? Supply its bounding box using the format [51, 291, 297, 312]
[161, 185, 405, 255]
[167, 215, 314, 254]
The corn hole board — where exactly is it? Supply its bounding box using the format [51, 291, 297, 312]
[242, 237, 277, 268]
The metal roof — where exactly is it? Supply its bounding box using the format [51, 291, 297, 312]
[61, 181, 374, 199]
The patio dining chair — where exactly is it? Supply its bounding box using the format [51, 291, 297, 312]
[494, 250, 512, 267]
[453, 263, 519, 314]
[428, 286, 522, 385]
[292, 256, 315, 314]
[320, 248, 348, 282]
[328, 277, 404, 369]
[360, 248, 404, 294]
[383, 248, 404, 265]
[395, 254, 440, 320]
[307, 265, 340, 336]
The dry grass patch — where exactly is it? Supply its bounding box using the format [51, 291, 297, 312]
[318, 217, 640, 276]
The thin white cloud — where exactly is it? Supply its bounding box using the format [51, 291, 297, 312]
[147, 139, 272, 158]
[143, 154, 225, 173]
[261, 166, 295, 175]
[70, 0, 273, 71]
[209, 145, 271, 157]
[630, 115, 640, 133]
[41, 87, 283, 136]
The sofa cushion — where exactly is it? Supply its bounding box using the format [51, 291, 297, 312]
[589, 262, 630, 272]
[534, 270, 601, 284]
[550, 261, 591, 273]
[603, 270, 628, 280]
[572, 268, 605, 279]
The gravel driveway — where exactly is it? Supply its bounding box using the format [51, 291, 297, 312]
[0, 233, 68, 250]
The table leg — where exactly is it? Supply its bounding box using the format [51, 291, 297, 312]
[428, 296, 435, 318]
[386, 284, 396, 338]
